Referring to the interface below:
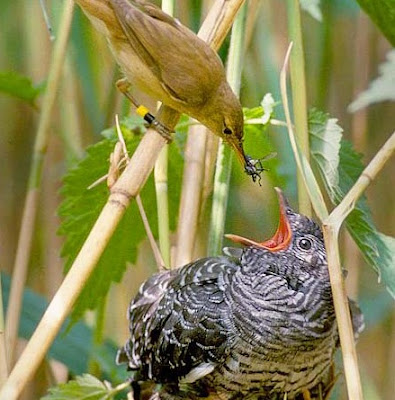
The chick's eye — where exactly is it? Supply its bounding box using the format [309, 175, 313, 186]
[298, 238, 312, 251]
[223, 127, 232, 135]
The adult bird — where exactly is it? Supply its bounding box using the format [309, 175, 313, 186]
[117, 188, 364, 400]
[74, 0, 263, 181]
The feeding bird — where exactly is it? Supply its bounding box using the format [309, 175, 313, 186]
[116, 188, 364, 400]
[74, 0, 264, 181]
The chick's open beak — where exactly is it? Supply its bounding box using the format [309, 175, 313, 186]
[225, 188, 292, 252]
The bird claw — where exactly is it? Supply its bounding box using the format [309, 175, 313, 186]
[150, 119, 173, 143]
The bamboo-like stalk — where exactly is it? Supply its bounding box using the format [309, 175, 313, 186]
[282, 40, 395, 400]
[286, 0, 311, 216]
[208, 1, 247, 256]
[175, 124, 208, 267]
[0, 2, 245, 398]
[281, 41, 356, 400]
[4, 0, 75, 369]
[154, 146, 171, 268]
[323, 131, 394, 400]
[175, 0, 247, 265]
[0, 275, 8, 384]
[153, 0, 175, 269]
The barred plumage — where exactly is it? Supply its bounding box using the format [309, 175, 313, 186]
[117, 189, 364, 400]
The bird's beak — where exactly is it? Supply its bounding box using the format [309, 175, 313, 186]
[226, 136, 264, 182]
[225, 188, 292, 252]
[227, 135, 249, 167]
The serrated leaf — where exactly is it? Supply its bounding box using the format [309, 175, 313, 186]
[300, 0, 322, 21]
[309, 110, 395, 298]
[376, 233, 395, 298]
[310, 109, 342, 190]
[41, 374, 113, 400]
[355, 0, 395, 46]
[58, 120, 182, 322]
[349, 49, 395, 112]
[0, 71, 43, 106]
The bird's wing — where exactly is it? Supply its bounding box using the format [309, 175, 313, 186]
[110, 0, 224, 106]
[121, 256, 238, 384]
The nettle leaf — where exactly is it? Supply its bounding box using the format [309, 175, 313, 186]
[376, 233, 395, 298]
[0, 71, 43, 106]
[309, 109, 395, 298]
[349, 49, 395, 112]
[300, 0, 322, 22]
[310, 108, 342, 189]
[41, 374, 117, 400]
[355, 0, 395, 46]
[58, 120, 183, 322]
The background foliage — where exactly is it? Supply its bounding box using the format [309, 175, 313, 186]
[0, 0, 394, 399]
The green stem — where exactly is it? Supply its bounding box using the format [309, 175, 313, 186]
[4, 0, 74, 367]
[286, 0, 311, 216]
[152, 0, 175, 269]
[88, 295, 107, 376]
[208, 1, 247, 256]
[0, 274, 8, 384]
[316, 0, 334, 110]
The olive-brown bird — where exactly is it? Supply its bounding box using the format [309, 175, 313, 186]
[75, 0, 262, 180]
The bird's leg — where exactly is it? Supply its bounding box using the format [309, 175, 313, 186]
[116, 78, 173, 143]
[302, 389, 312, 400]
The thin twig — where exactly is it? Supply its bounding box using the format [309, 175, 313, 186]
[136, 196, 166, 271]
[4, 0, 74, 369]
[0, 3, 243, 397]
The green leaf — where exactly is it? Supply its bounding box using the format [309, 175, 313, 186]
[309, 109, 395, 298]
[58, 119, 183, 322]
[310, 108, 342, 189]
[376, 233, 395, 298]
[41, 374, 114, 400]
[300, 0, 322, 21]
[349, 49, 395, 112]
[1, 273, 127, 382]
[0, 71, 43, 106]
[355, 0, 395, 46]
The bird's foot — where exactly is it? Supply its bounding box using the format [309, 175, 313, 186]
[116, 78, 173, 143]
[149, 119, 173, 143]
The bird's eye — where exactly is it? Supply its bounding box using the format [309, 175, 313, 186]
[298, 238, 312, 251]
[223, 127, 232, 135]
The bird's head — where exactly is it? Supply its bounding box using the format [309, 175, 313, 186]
[203, 83, 265, 183]
[226, 188, 328, 284]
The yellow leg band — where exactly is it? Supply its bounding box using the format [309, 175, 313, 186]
[136, 105, 150, 118]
